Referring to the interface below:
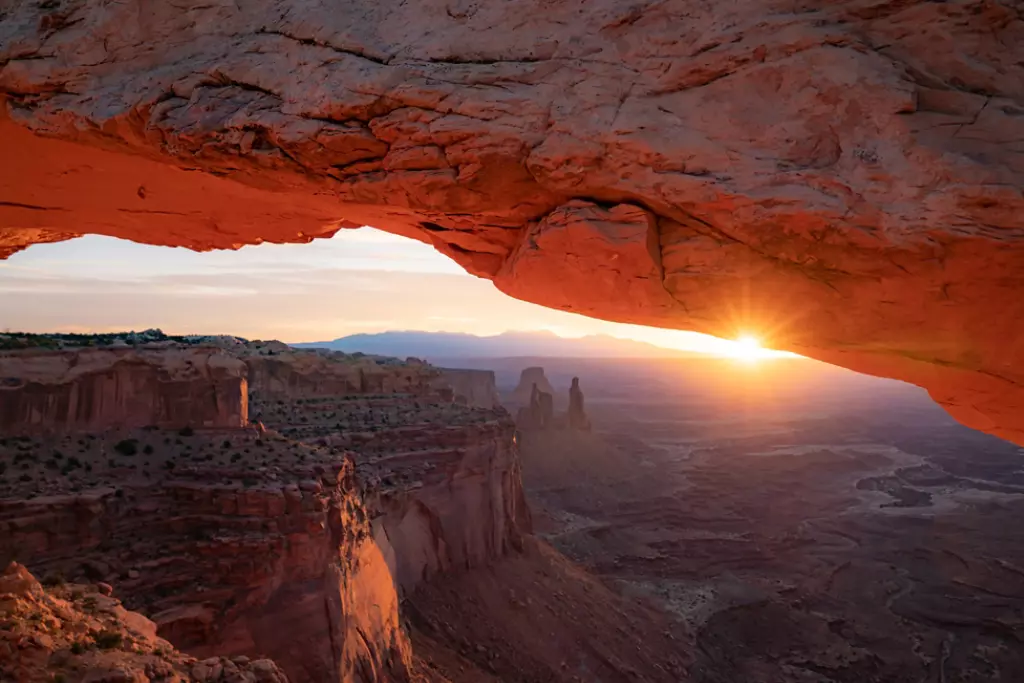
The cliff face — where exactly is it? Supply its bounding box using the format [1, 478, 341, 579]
[251, 390, 529, 599]
[2, 1, 1024, 443]
[0, 347, 248, 434]
[0, 345, 528, 683]
[0, 436, 411, 683]
[243, 348, 438, 401]
[433, 369, 500, 409]
[360, 422, 528, 597]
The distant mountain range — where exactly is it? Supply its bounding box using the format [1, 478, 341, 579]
[291, 330, 700, 360]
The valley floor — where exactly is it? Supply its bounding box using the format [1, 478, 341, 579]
[513, 367, 1024, 683]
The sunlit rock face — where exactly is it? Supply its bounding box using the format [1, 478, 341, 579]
[1, 0, 1023, 442]
[0, 347, 248, 433]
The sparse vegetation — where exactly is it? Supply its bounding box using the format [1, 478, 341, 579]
[114, 439, 138, 456]
[94, 629, 124, 650]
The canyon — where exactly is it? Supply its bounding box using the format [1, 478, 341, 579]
[494, 356, 1024, 683]
[0, 341, 532, 682]
[1, 0, 1024, 444]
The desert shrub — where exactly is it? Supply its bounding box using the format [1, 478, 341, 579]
[143, 444, 154, 455]
[94, 630, 123, 650]
[70, 641, 85, 655]
[41, 572, 65, 587]
[113, 439, 138, 456]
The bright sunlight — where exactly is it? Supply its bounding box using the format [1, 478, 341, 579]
[721, 334, 789, 361]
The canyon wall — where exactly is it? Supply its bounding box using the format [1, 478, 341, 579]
[350, 421, 528, 597]
[249, 385, 529, 599]
[0, 446, 411, 682]
[2, 1, 1023, 443]
[0, 347, 248, 434]
[0, 344, 528, 682]
[243, 346, 438, 401]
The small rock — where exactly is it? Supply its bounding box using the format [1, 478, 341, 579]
[96, 582, 113, 596]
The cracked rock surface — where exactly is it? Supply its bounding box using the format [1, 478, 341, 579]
[1, 0, 1023, 442]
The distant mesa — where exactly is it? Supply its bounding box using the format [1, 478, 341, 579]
[513, 367, 555, 405]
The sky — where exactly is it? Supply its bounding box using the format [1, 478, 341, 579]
[0, 227, 782, 356]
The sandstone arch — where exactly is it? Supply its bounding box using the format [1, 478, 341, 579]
[2, 0, 1023, 441]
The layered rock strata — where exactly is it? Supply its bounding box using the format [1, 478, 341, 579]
[0, 344, 528, 682]
[0, 347, 248, 434]
[250, 390, 529, 598]
[241, 343, 438, 401]
[0, 430, 411, 682]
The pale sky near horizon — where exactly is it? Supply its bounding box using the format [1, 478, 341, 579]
[0, 227, 774, 356]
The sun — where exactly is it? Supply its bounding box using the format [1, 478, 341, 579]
[729, 334, 767, 362]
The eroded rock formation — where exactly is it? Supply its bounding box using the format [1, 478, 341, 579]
[512, 368, 555, 406]
[516, 383, 555, 432]
[0, 435, 412, 683]
[1, 1, 1023, 442]
[0, 347, 248, 433]
[250, 384, 529, 598]
[567, 377, 590, 432]
[0, 342, 528, 683]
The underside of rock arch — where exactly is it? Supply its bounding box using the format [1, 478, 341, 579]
[1, 0, 1023, 441]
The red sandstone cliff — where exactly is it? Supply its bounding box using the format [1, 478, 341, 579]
[0, 347, 248, 434]
[242, 346, 438, 401]
[0, 437, 412, 682]
[0, 344, 529, 683]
